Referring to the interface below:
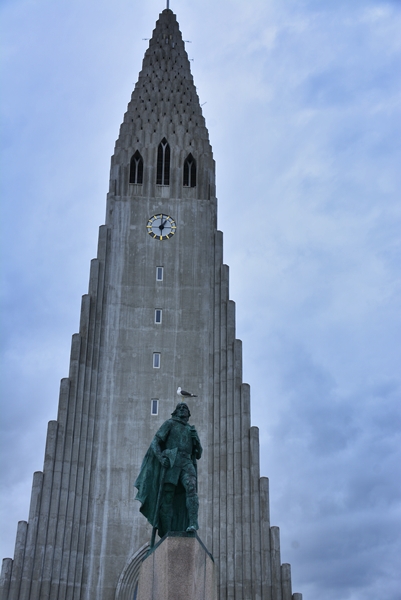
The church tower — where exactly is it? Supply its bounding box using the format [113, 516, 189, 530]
[1, 9, 301, 600]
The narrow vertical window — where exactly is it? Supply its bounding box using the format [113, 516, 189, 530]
[151, 399, 159, 415]
[155, 309, 162, 324]
[153, 353, 161, 368]
[183, 153, 196, 187]
[156, 266, 163, 281]
[129, 150, 144, 184]
[156, 138, 170, 185]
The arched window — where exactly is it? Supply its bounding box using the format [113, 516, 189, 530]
[129, 151, 143, 184]
[183, 153, 196, 187]
[156, 138, 170, 185]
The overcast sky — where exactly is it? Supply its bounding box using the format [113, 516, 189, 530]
[1, 0, 400, 598]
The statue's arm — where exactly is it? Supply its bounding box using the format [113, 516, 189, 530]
[190, 426, 203, 460]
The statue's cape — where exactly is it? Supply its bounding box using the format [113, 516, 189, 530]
[134, 424, 190, 538]
[134, 446, 162, 527]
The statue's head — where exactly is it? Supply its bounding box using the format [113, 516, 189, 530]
[171, 402, 191, 420]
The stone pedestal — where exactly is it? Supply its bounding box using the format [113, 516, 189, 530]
[137, 533, 217, 600]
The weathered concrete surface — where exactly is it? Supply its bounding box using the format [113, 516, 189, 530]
[137, 534, 217, 600]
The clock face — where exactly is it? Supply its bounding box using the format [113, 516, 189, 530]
[147, 214, 177, 240]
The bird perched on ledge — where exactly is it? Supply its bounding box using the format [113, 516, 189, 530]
[177, 386, 198, 398]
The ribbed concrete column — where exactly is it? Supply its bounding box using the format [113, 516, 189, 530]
[8, 521, 27, 600]
[226, 298, 236, 600]
[240, 384, 252, 598]
[281, 564, 292, 600]
[79, 225, 109, 596]
[219, 264, 229, 599]
[73, 256, 105, 594]
[31, 421, 58, 600]
[212, 231, 223, 584]
[63, 294, 92, 600]
[60, 334, 89, 600]
[292, 593, 303, 600]
[19, 470, 44, 600]
[56, 377, 70, 428]
[233, 337, 243, 599]
[259, 477, 272, 600]
[0, 558, 12, 600]
[250, 427, 262, 600]
[88, 257, 100, 296]
[47, 333, 81, 600]
[270, 527, 282, 600]
[40, 380, 68, 600]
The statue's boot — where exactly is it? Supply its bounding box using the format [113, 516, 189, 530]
[186, 494, 199, 532]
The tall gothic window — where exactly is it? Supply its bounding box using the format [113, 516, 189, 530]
[156, 138, 170, 185]
[129, 151, 144, 184]
[183, 153, 196, 187]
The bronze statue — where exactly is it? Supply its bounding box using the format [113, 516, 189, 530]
[135, 402, 202, 543]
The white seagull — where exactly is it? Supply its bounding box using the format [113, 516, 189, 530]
[177, 386, 198, 398]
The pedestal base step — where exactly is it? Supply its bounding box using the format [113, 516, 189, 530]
[137, 532, 217, 600]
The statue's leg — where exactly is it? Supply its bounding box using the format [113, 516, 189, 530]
[159, 482, 175, 537]
[181, 468, 199, 532]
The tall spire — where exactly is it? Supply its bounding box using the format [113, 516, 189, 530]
[109, 8, 214, 210]
[118, 9, 209, 148]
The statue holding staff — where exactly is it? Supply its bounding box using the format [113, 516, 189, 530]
[135, 402, 202, 543]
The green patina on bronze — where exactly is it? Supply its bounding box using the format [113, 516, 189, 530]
[135, 403, 202, 541]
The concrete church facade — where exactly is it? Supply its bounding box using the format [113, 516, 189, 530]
[1, 9, 302, 600]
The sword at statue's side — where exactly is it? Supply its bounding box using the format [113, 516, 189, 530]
[150, 447, 177, 549]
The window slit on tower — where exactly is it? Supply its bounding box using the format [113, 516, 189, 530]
[156, 138, 170, 185]
[183, 153, 196, 187]
[129, 151, 143, 184]
[151, 399, 159, 416]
